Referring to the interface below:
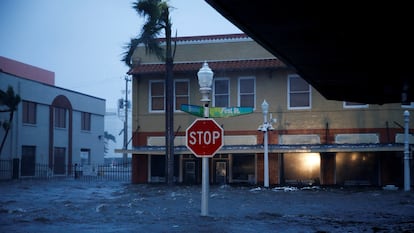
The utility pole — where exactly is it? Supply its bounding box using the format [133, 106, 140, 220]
[123, 75, 131, 164]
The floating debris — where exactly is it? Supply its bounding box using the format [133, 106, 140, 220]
[382, 185, 398, 191]
[249, 187, 262, 192]
[272, 186, 298, 192]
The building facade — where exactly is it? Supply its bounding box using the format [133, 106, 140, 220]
[124, 34, 413, 187]
[0, 56, 105, 179]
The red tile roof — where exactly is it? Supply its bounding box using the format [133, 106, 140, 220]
[128, 59, 286, 75]
[0, 56, 55, 85]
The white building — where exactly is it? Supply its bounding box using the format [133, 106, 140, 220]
[0, 56, 105, 178]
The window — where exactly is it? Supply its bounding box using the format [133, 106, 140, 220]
[149, 80, 165, 112]
[22, 101, 36, 124]
[213, 78, 230, 107]
[343, 102, 368, 108]
[81, 112, 91, 131]
[232, 154, 255, 182]
[174, 80, 189, 111]
[238, 77, 255, 108]
[288, 75, 311, 109]
[54, 107, 66, 128]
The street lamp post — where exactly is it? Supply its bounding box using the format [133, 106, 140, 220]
[258, 100, 275, 188]
[197, 61, 214, 216]
[404, 110, 411, 191]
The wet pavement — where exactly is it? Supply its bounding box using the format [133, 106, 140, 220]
[1, 179, 414, 232]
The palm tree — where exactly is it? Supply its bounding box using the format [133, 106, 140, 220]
[103, 131, 116, 154]
[122, 0, 175, 185]
[0, 86, 21, 155]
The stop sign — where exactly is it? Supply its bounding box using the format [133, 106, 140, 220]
[186, 118, 224, 157]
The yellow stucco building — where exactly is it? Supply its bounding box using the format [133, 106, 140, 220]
[122, 33, 413, 187]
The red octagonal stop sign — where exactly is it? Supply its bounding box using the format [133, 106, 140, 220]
[186, 118, 224, 157]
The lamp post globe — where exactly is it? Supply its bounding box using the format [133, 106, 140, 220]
[197, 61, 214, 102]
[262, 100, 269, 116]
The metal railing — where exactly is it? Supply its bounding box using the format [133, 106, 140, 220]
[0, 159, 12, 180]
[74, 163, 131, 181]
[0, 159, 131, 182]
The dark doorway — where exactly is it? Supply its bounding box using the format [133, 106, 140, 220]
[21, 146, 36, 176]
[232, 154, 255, 183]
[214, 161, 227, 184]
[336, 152, 378, 185]
[151, 155, 165, 182]
[183, 160, 196, 184]
[53, 147, 66, 175]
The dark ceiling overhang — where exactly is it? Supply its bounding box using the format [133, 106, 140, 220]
[205, 0, 414, 104]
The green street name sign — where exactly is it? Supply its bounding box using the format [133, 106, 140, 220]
[181, 104, 253, 118]
[181, 104, 204, 117]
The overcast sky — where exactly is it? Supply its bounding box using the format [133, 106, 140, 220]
[0, 0, 241, 109]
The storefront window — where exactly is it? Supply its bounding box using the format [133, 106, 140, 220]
[232, 154, 255, 182]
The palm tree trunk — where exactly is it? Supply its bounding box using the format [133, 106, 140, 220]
[165, 16, 174, 185]
[0, 111, 14, 155]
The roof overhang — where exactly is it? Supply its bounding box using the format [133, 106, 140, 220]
[128, 59, 285, 75]
[205, 0, 414, 104]
[115, 144, 404, 155]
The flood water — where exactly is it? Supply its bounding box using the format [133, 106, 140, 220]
[1, 179, 413, 232]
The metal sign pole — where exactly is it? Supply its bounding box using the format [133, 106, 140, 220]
[201, 103, 209, 216]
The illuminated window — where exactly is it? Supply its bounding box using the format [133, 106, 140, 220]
[284, 153, 320, 184]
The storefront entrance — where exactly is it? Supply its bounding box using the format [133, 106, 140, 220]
[215, 161, 227, 184]
[183, 160, 196, 184]
[283, 152, 321, 185]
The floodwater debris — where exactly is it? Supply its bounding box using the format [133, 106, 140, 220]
[249, 187, 262, 192]
[95, 203, 107, 212]
[383, 184, 399, 191]
[272, 186, 298, 192]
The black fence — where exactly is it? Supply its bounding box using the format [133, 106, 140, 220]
[0, 159, 13, 180]
[74, 163, 131, 181]
[0, 159, 131, 182]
